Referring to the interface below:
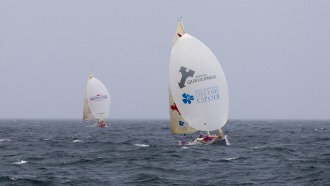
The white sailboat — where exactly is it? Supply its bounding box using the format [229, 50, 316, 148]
[83, 72, 111, 127]
[169, 20, 229, 145]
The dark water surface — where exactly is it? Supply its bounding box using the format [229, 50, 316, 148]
[0, 119, 329, 185]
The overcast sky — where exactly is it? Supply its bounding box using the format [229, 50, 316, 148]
[1, 1, 329, 120]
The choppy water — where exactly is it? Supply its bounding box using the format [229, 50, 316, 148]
[0, 119, 329, 185]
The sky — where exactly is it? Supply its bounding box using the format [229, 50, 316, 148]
[0, 1, 330, 120]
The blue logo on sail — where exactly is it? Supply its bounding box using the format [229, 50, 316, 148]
[179, 121, 185, 126]
[195, 86, 220, 103]
[182, 93, 194, 104]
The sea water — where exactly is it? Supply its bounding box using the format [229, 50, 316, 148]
[0, 119, 329, 185]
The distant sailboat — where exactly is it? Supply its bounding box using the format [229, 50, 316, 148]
[83, 72, 111, 127]
[169, 20, 229, 145]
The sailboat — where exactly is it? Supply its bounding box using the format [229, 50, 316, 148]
[83, 72, 111, 128]
[169, 20, 229, 145]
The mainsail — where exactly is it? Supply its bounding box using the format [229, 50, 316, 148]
[169, 20, 197, 134]
[169, 28, 229, 132]
[83, 73, 97, 120]
[172, 19, 185, 45]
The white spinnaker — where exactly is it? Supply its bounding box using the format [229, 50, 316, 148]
[86, 78, 110, 119]
[169, 34, 229, 131]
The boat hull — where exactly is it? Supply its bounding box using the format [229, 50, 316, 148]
[214, 139, 227, 145]
[181, 138, 228, 146]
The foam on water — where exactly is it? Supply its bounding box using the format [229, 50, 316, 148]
[251, 145, 267, 149]
[224, 135, 230, 145]
[0, 139, 11, 142]
[222, 157, 239, 161]
[134, 144, 149, 147]
[12, 160, 27, 165]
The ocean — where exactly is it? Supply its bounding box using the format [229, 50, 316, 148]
[0, 119, 329, 186]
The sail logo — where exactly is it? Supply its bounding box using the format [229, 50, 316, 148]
[178, 66, 195, 89]
[187, 74, 217, 85]
[90, 94, 108, 101]
[178, 66, 217, 89]
[170, 103, 181, 115]
[194, 86, 220, 103]
[182, 93, 194, 104]
[178, 121, 189, 131]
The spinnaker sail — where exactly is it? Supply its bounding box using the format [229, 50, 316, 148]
[83, 72, 111, 122]
[169, 20, 229, 134]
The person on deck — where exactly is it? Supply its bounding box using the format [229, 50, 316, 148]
[98, 119, 106, 127]
[194, 134, 205, 144]
[203, 135, 213, 142]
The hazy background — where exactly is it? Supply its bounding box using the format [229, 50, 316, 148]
[1, 1, 329, 120]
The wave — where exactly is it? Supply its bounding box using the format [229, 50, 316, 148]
[12, 160, 27, 165]
[1, 177, 51, 185]
[134, 144, 149, 147]
[224, 135, 230, 145]
[0, 139, 11, 142]
[314, 127, 326, 131]
[73, 140, 84, 143]
[251, 145, 267, 149]
[222, 157, 239, 161]
[0, 176, 16, 181]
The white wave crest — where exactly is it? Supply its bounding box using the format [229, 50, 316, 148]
[0, 139, 11, 142]
[134, 144, 149, 147]
[222, 157, 238, 161]
[224, 135, 230, 145]
[251, 145, 267, 149]
[73, 140, 84, 143]
[12, 160, 27, 165]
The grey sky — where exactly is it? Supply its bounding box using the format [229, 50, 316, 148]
[1, 1, 329, 120]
